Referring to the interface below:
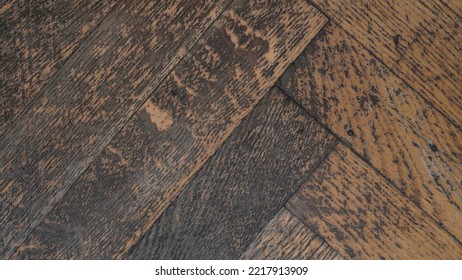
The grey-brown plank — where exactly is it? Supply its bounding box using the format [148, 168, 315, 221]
[10, 0, 328, 259]
[278, 23, 462, 242]
[125, 89, 337, 259]
[0, 0, 232, 258]
[241, 208, 343, 260]
[0, 0, 117, 134]
[311, 0, 462, 128]
[287, 144, 462, 259]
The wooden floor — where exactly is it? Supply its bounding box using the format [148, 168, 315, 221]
[1, 0, 461, 260]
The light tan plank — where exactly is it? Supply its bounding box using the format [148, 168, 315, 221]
[278, 22, 462, 242]
[311, 0, 462, 128]
[287, 144, 462, 259]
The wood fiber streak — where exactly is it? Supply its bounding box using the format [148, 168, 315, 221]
[0, 0, 231, 259]
[126, 90, 337, 259]
[241, 208, 343, 260]
[441, 0, 462, 16]
[0, 0, 116, 134]
[11, 0, 328, 259]
[311, 0, 462, 128]
[287, 145, 462, 259]
[278, 23, 462, 241]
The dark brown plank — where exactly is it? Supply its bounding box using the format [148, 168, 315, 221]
[311, 0, 462, 128]
[0, 0, 117, 134]
[287, 144, 462, 259]
[278, 23, 462, 241]
[0, 0, 232, 258]
[10, 0, 328, 259]
[241, 208, 343, 260]
[124, 89, 337, 259]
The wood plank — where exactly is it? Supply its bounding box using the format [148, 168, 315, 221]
[0, 0, 233, 259]
[287, 144, 462, 259]
[124, 90, 337, 259]
[0, 0, 117, 134]
[9, 1, 328, 259]
[278, 23, 462, 242]
[311, 0, 462, 128]
[241, 208, 343, 260]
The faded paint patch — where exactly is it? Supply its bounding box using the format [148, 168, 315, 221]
[143, 100, 173, 131]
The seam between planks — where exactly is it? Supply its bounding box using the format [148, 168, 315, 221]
[237, 131, 340, 259]
[306, 0, 462, 133]
[275, 82, 462, 246]
[5, 0, 236, 260]
[0, 1, 124, 139]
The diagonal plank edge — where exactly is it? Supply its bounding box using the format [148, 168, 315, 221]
[10, 0, 328, 259]
[286, 144, 462, 259]
[0, 0, 233, 259]
[241, 208, 344, 260]
[278, 22, 462, 242]
[126, 89, 337, 259]
[0, 0, 118, 135]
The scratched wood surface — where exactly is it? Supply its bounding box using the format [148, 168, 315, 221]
[278, 22, 462, 242]
[241, 208, 343, 260]
[9, 0, 328, 259]
[286, 144, 462, 259]
[0, 0, 116, 135]
[2, 0, 461, 260]
[311, 0, 462, 128]
[0, 0, 232, 258]
[125, 90, 336, 259]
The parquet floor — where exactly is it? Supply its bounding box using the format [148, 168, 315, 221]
[1, 0, 461, 260]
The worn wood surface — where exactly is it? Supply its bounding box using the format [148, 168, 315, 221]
[278, 23, 462, 242]
[311, 0, 462, 128]
[0, 0, 116, 135]
[241, 208, 343, 260]
[9, 0, 328, 259]
[441, 0, 462, 16]
[287, 144, 462, 259]
[125, 90, 337, 259]
[0, 0, 232, 258]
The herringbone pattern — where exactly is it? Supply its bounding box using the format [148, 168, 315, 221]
[1, 0, 461, 259]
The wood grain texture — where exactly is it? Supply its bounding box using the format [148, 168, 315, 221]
[278, 23, 462, 242]
[125, 90, 337, 259]
[0, 0, 116, 134]
[10, 0, 328, 259]
[241, 208, 343, 260]
[287, 144, 462, 259]
[441, 0, 462, 16]
[0, 0, 232, 259]
[311, 0, 462, 128]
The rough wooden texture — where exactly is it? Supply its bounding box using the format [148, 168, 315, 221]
[287, 144, 462, 259]
[311, 0, 462, 128]
[125, 90, 337, 259]
[241, 208, 343, 260]
[10, 0, 328, 259]
[0, 0, 232, 259]
[441, 0, 462, 16]
[0, 0, 116, 134]
[278, 23, 462, 242]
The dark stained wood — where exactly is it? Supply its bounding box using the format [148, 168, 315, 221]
[278, 23, 462, 242]
[0, 0, 117, 134]
[241, 208, 343, 260]
[9, 0, 328, 259]
[0, 0, 233, 259]
[125, 90, 337, 259]
[311, 0, 462, 128]
[286, 144, 462, 259]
